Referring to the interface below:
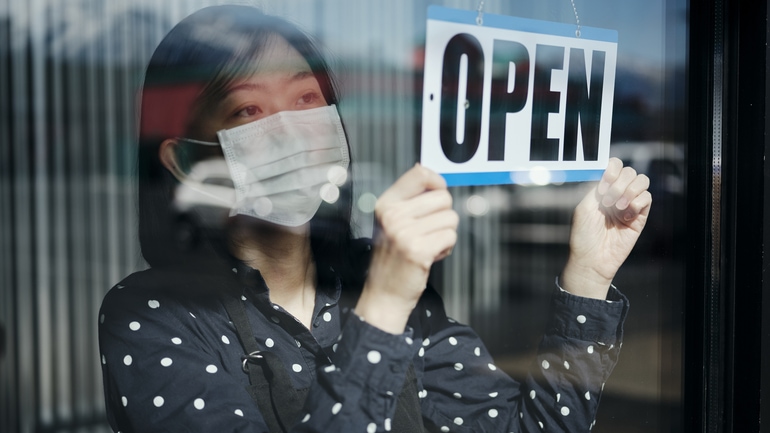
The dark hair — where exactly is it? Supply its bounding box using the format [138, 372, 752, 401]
[137, 5, 354, 280]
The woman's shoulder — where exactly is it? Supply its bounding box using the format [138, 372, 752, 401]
[98, 267, 235, 349]
[100, 267, 225, 316]
[100, 269, 174, 316]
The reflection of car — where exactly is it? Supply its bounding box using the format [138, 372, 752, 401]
[502, 142, 685, 251]
[172, 158, 235, 248]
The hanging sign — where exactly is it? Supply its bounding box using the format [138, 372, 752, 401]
[420, 6, 618, 186]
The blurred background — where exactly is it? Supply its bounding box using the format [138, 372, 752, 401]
[0, 0, 687, 431]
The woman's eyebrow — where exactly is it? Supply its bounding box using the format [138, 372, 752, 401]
[227, 70, 316, 93]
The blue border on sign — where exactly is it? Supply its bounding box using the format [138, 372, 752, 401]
[442, 169, 605, 187]
[427, 5, 618, 42]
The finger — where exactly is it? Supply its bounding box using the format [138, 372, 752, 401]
[400, 189, 453, 219]
[378, 164, 447, 204]
[597, 157, 623, 195]
[600, 166, 638, 207]
[381, 210, 459, 266]
[614, 174, 650, 210]
[622, 190, 652, 222]
[377, 189, 453, 234]
[425, 228, 458, 262]
[395, 209, 459, 240]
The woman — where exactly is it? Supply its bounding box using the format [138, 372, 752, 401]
[99, 5, 652, 432]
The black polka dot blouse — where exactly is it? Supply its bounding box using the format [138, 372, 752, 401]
[99, 254, 628, 432]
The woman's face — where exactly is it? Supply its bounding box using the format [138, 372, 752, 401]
[193, 35, 328, 140]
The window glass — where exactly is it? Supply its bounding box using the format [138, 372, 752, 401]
[0, 1, 687, 431]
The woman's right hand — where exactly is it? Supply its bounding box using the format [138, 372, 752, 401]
[355, 164, 459, 334]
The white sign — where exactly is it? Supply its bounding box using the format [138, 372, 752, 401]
[420, 6, 618, 186]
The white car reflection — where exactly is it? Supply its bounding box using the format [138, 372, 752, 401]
[172, 158, 235, 247]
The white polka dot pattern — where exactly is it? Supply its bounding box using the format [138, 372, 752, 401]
[367, 350, 382, 364]
[331, 402, 342, 415]
[98, 267, 627, 432]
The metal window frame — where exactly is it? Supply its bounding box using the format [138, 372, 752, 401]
[686, 0, 768, 431]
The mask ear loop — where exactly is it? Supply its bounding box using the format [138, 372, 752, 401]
[176, 137, 220, 146]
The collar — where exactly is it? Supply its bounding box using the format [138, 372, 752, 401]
[228, 257, 342, 307]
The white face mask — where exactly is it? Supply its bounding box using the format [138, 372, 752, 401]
[178, 104, 350, 227]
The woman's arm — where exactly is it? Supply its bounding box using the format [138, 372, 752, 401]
[355, 164, 459, 334]
[415, 283, 628, 433]
[561, 157, 652, 299]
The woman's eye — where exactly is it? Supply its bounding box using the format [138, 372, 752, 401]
[297, 92, 320, 106]
[235, 105, 259, 118]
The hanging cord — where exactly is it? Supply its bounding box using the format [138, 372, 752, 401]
[569, 0, 581, 37]
[476, 0, 485, 26]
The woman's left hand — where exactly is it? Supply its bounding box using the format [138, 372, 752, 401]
[561, 157, 652, 299]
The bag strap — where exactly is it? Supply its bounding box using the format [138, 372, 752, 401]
[223, 292, 426, 433]
[392, 364, 428, 432]
[222, 294, 305, 433]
